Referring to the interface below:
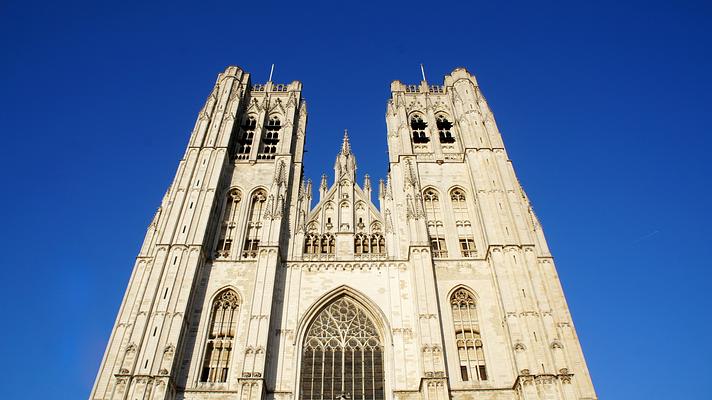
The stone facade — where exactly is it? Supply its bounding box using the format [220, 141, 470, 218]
[90, 66, 597, 400]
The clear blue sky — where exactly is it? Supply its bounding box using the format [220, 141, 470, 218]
[1, 1, 710, 398]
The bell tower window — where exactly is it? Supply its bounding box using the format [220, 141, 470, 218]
[410, 115, 429, 144]
[236, 116, 256, 159]
[258, 116, 281, 159]
[436, 115, 455, 143]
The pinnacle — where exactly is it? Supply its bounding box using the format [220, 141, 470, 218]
[341, 129, 351, 155]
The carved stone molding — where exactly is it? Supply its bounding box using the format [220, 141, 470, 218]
[514, 372, 574, 389]
[285, 262, 400, 271]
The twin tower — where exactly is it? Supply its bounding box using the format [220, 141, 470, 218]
[91, 66, 597, 400]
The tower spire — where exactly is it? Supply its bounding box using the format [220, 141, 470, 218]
[341, 129, 351, 155]
[334, 129, 356, 181]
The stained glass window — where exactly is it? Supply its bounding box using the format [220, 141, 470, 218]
[300, 297, 384, 400]
[200, 290, 240, 383]
[451, 288, 487, 382]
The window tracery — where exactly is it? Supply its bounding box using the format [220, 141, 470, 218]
[243, 190, 266, 258]
[215, 189, 241, 258]
[451, 288, 487, 382]
[200, 290, 240, 383]
[300, 297, 384, 400]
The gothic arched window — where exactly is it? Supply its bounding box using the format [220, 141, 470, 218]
[200, 289, 240, 383]
[451, 288, 487, 382]
[215, 189, 242, 258]
[322, 234, 335, 254]
[300, 297, 384, 400]
[243, 190, 266, 258]
[354, 233, 368, 254]
[437, 114, 455, 143]
[305, 233, 319, 254]
[259, 116, 281, 159]
[237, 116, 257, 159]
[450, 188, 476, 258]
[424, 189, 447, 258]
[371, 233, 385, 254]
[304, 234, 334, 255]
[410, 114, 429, 144]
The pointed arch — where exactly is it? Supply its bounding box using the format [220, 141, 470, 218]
[199, 288, 241, 383]
[296, 286, 391, 347]
[258, 114, 281, 159]
[409, 112, 429, 144]
[236, 115, 257, 159]
[297, 286, 389, 400]
[448, 286, 487, 382]
[449, 186, 476, 257]
[242, 188, 267, 258]
[215, 187, 243, 258]
[422, 187, 446, 258]
[435, 113, 456, 144]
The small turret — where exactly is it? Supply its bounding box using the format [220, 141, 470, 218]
[320, 174, 328, 201]
[363, 174, 371, 199]
[306, 179, 313, 200]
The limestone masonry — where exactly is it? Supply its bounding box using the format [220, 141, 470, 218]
[91, 66, 597, 400]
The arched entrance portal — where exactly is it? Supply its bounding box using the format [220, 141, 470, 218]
[299, 296, 385, 400]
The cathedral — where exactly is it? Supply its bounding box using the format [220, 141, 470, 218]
[91, 66, 597, 400]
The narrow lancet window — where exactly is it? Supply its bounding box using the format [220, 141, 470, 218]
[305, 234, 334, 255]
[323, 234, 335, 254]
[451, 288, 487, 382]
[355, 233, 386, 256]
[243, 190, 266, 258]
[451, 188, 476, 257]
[424, 189, 447, 258]
[200, 290, 240, 383]
[215, 189, 241, 258]
[305, 233, 319, 254]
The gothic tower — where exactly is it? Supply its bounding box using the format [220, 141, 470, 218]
[91, 66, 597, 400]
